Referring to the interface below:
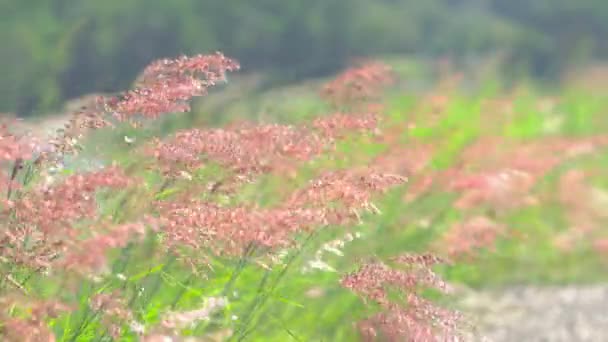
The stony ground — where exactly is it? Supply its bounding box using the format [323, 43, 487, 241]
[9, 113, 69, 141]
[457, 285, 608, 342]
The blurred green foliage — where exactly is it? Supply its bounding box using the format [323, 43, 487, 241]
[3, 0, 608, 116]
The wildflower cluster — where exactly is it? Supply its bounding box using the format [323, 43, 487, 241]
[322, 61, 395, 108]
[0, 297, 71, 341]
[107, 53, 239, 120]
[0, 55, 468, 341]
[554, 169, 608, 252]
[152, 111, 382, 182]
[0, 52, 242, 340]
[341, 254, 460, 341]
[154, 166, 408, 268]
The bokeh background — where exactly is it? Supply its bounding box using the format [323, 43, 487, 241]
[3, 0, 608, 117]
[3, 2, 608, 340]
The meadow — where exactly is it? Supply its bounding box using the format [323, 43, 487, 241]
[1, 52, 608, 341]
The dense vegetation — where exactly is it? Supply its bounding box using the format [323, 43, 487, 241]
[3, 0, 608, 115]
[1, 50, 607, 340]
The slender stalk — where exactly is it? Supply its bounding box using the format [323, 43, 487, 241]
[233, 232, 317, 341]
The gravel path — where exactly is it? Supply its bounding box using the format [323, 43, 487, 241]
[10, 114, 69, 140]
[457, 285, 608, 341]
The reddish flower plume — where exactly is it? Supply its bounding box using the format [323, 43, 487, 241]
[0, 298, 71, 342]
[440, 216, 505, 260]
[152, 124, 326, 177]
[155, 199, 336, 257]
[152, 112, 382, 178]
[341, 254, 460, 341]
[151, 164, 408, 265]
[12, 166, 133, 233]
[322, 61, 395, 108]
[312, 112, 380, 139]
[1, 166, 135, 271]
[0, 122, 35, 163]
[60, 222, 147, 274]
[287, 169, 407, 213]
[106, 52, 239, 120]
[448, 168, 537, 211]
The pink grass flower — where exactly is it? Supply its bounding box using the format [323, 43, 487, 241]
[341, 254, 460, 341]
[107, 53, 239, 120]
[322, 61, 395, 108]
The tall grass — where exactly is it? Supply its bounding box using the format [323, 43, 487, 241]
[1, 52, 608, 341]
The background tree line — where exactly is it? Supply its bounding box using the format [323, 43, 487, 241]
[2, 0, 608, 116]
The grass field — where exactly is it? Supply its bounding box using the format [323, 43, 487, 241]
[3, 55, 608, 341]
